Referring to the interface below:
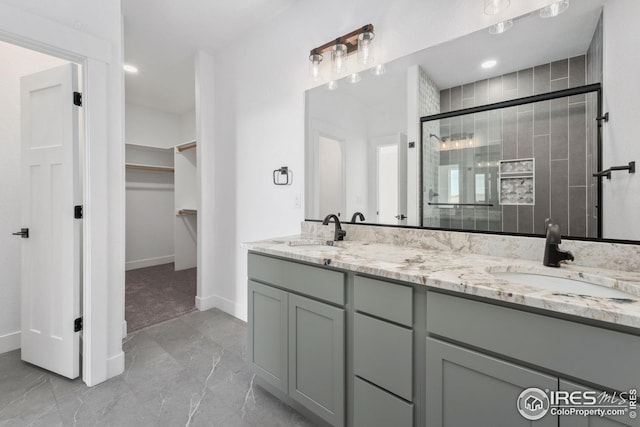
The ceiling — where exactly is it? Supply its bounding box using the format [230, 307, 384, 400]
[122, 0, 296, 115]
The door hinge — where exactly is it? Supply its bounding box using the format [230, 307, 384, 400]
[73, 91, 82, 107]
[74, 317, 83, 332]
[74, 205, 83, 219]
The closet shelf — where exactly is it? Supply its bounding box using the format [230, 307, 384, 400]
[176, 140, 197, 152]
[126, 163, 175, 172]
[177, 209, 197, 216]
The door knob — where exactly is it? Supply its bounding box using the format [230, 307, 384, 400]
[12, 228, 29, 238]
[395, 214, 407, 220]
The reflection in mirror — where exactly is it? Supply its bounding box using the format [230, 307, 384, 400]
[422, 86, 600, 238]
[305, 62, 408, 224]
[305, 0, 638, 240]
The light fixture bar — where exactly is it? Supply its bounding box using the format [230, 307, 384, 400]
[310, 24, 374, 58]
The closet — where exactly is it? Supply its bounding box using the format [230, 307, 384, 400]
[125, 141, 198, 271]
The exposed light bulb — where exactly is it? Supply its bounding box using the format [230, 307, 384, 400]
[308, 52, 324, 82]
[484, 0, 510, 15]
[331, 43, 348, 76]
[540, 0, 570, 18]
[326, 80, 338, 91]
[357, 31, 375, 66]
[371, 63, 386, 76]
[489, 20, 513, 34]
[123, 64, 138, 74]
[347, 73, 361, 84]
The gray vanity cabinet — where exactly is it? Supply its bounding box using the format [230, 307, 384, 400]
[248, 280, 289, 393]
[425, 337, 558, 427]
[558, 380, 636, 427]
[353, 275, 414, 427]
[289, 293, 345, 427]
[248, 253, 346, 427]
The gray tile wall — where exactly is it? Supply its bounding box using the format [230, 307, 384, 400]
[419, 67, 442, 227]
[437, 55, 595, 237]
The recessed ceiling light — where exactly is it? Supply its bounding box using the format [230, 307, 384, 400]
[481, 59, 497, 69]
[123, 64, 139, 74]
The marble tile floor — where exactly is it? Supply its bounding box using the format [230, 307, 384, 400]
[0, 309, 316, 427]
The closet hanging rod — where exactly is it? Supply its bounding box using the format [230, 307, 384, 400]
[125, 164, 175, 173]
[177, 209, 197, 216]
[176, 141, 197, 152]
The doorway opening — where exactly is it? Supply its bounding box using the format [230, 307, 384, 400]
[124, 109, 197, 333]
[318, 134, 345, 218]
[0, 39, 83, 379]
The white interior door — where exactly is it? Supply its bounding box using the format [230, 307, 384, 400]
[377, 144, 398, 223]
[20, 63, 81, 379]
[318, 135, 344, 218]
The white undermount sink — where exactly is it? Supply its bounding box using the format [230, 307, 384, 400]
[491, 271, 637, 299]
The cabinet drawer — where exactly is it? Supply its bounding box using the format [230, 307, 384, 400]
[354, 276, 413, 326]
[353, 377, 413, 427]
[427, 291, 640, 392]
[248, 253, 344, 305]
[354, 313, 413, 401]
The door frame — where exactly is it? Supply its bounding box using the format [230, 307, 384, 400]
[0, 3, 123, 386]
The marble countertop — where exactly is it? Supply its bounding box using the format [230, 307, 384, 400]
[244, 235, 640, 329]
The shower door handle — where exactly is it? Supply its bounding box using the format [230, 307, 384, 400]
[12, 228, 29, 238]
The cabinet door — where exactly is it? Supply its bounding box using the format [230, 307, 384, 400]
[248, 280, 288, 393]
[559, 379, 638, 427]
[426, 338, 558, 427]
[289, 294, 345, 427]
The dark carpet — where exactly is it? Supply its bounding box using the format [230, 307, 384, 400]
[125, 263, 197, 332]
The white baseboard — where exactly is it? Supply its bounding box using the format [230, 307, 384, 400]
[125, 255, 174, 271]
[196, 294, 247, 322]
[0, 331, 20, 354]
[106, 351, 125, 378]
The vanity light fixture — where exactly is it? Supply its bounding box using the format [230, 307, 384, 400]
[540, 0, 570, 18]
[347, 72, 362, 84]
[489, 19, 513, 34]
[327, 80, 339, 91]
[123, 64, 139, 74]
[481, 59, 497, 69]
[371, 63, 386, 76]
[331, 41, 349, 75]
[309, 24, 375, 82]
[484, 0, 510, 15]
[357, 29, 375, 65]
[309, 49, 324, 82]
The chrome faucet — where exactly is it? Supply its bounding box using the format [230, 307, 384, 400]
[543, 219, 574, 267]
[322, 214, 346, 241]
[350, 212, 365, 223]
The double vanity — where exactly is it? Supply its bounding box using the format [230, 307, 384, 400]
[245, 222, 640, 427]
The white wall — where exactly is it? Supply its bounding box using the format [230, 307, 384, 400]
[307, 89, 368, 219]
[0, 41, 68, 354]
[125, 103, 183, 148]
[0, 0, 125, 384]
[602, 0, 640, 240]
[180, 109, 196, 143]
[206, 0, 558, 321]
